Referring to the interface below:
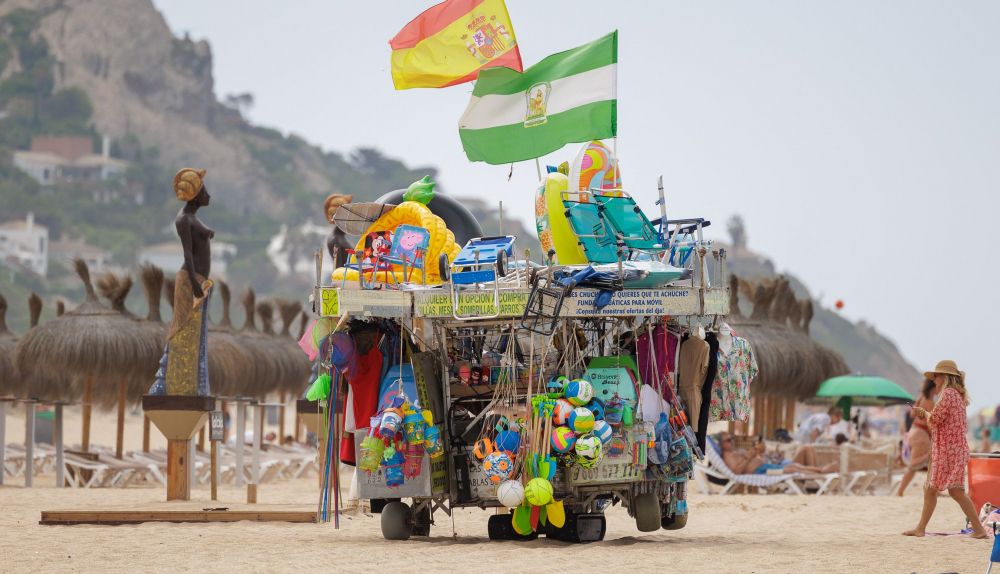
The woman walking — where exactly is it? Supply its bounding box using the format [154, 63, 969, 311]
[903, 360, 987, 538]
[897, 379, 936, 496]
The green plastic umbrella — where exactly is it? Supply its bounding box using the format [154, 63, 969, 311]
[815, 375, 914, 418]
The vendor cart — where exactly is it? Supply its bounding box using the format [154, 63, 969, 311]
[310, 227, 728, 542]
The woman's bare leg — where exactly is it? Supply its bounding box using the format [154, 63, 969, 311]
[948, 487, 988, 538]
[903, 486, 937, 536]
[897, 468, 917, 497]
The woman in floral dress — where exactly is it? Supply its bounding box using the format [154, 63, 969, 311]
[903, 360, 987, 538]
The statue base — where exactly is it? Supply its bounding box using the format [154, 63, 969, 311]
[143, 395, 214, 501]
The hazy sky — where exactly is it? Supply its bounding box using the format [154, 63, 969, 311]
[153, 1, 1000, 412]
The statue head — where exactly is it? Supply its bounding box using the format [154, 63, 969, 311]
[324, 193, 354, 224]
[174, 168, 209, 206]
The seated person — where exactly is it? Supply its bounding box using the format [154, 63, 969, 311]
[717, 432, 838, 475]
[796, 406, 844, 444]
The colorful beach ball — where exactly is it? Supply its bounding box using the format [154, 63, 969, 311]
[551, 426, 577, 453]
[565, 379, 594, 406]
[569, 407, 595, 433]
[495, 430, 521, 453]
[552, 399, 574, 426]
[592, 420, 613, 444]
[496, 480, 525, 508]
[574, 434, 603, 468]
[483, 451, 512, 484]
[586, 398, 606, 421]
[473, 438, 495, 460]
[524, 477, 554, 507]
[546, 375, 568, 398]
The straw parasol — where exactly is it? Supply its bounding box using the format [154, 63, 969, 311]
[256, 299, 294, 396]
[276, 299, 312, 395]
[0, 293, 16, 396]
[237, 289, 280, 398]
[15, 260, 160, 450]
[207, 281, 255, 397]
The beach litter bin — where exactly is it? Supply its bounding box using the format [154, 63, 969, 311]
[970, 453, 1000, 513]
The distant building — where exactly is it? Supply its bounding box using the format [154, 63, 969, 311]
[13, 136, 135, 202]
[267, 222, 327, 276]
[138, 241, 237, 276]
[48, 237, 113, 273]
[0, 212, 49, 276]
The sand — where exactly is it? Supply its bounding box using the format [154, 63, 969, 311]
[1, 405, 990, 573]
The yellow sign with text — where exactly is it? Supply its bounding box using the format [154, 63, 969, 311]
[320, 288, 339, 317]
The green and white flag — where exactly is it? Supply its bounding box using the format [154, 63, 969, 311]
[459, 31, 617, 165]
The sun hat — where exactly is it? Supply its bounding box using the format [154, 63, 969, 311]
[923, 359, 965, 382]
[173, 168, 206, 202]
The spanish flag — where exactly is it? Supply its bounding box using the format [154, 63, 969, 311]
[390, 0, 522, 90]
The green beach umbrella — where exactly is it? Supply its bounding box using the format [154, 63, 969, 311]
[815, 375, 914, 418]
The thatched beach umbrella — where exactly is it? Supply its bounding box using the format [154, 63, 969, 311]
[277, 299, 312, 395]
[207, 281, 255, 398]
[256, 299, 294, 397]
[0, 293, 16, 397]
[95, 271, 163, 406]
[15, 259, 160, 451]
[238, 289, 280, 398]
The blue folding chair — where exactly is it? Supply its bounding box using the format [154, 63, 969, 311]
[446, 235, 516, 320]
[593, 193, 665, 254]
[561, 191, 620, 264]
[380, 224, 431, 285]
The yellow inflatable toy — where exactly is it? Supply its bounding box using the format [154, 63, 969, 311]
[331, 201, 460, 285]
[534, 172, 586, 265]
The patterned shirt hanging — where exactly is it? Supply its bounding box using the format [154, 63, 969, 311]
[709, 336, 758, 422]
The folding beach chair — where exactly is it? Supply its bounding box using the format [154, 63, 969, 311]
[694, 438, 805, 495]
[341, 230, 398, 289]
[593, 193, 666, 255]
[380, 224, 431, 284]
[446, 236, 516, 321]
[561, 191, 621, 264]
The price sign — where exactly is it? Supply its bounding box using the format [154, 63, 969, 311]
[209, 411, 225, 442]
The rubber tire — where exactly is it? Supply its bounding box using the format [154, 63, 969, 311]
[411, 505, 431, 537]
[438, 253, 450, 282]
[496, 250, 507, 277]
[487, 514, 537, 541]
[633, 493, 662, 533]
[380, 501, 412, 541]
[545, 512, 606, 543]
[661, 512, 688, 531]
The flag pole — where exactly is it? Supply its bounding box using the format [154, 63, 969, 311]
[534, 157, 542, 179]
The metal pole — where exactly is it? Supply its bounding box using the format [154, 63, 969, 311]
[24, 401, 35, 487]
[0, 400, 6, 486]
[498, 201, 504, 235]
[54, 403, 64, 488]
[235, 399, 246, 487]
[252, 402, 262, 486]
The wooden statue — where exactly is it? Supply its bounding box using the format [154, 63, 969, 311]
[324, 193, 354, 270]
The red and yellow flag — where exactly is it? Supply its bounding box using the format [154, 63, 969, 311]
[390, 0, 522, 90]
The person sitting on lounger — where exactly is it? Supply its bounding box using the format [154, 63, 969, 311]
[717, 432, 839, 475]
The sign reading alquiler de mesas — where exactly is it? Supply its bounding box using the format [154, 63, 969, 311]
[415, 291, 530, 317]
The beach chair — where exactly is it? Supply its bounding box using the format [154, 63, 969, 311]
[61, 453, 112, 488]
[446, 236, 516, 321]
[694, 438, 805, 495]
[380, 224, 431, 285]
[840, 443, 895, 494]
[593, 193, 666, 255]
[561, 191, 620, 264]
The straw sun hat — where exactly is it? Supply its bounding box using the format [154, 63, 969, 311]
[173, 168, 207, 202]
[923, 359, 965, 382]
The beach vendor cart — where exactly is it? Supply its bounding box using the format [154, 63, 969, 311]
[308, 227, 729, 542]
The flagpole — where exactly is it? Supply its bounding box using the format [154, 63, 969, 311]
[534, 157, 542, 179]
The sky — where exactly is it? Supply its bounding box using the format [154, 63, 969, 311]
[152, 1, 1000, 413]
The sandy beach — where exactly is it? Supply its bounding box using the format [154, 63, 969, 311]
[1, 405, 989, 574]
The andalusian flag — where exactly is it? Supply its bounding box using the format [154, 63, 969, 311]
[390, 0, 522, 90]
[459, 31, 618, 165]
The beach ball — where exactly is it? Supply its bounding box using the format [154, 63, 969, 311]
[551, 426, 577, 453]
[592, 420, 613, 444]
[524, 477, 554, 507]
[495, 430, 521, 453]
[586, 398, 606, 421]
[496, 480, 525, 508]
[565, 379, 594, 406]
[546, 375, 568, 398]
[574, 434, 603, 468]
[483, 451, 512, 484]
[473, 438, 495, 460]
[569, 407, 595, 434]
[552, 399, 575, 426]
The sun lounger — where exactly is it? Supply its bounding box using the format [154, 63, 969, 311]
[694, 439, 805, 495]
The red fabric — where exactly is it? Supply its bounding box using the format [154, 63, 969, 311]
[928, 387, 969, 490]
[969, 456, 1000, 512]
[636, 325, 679, 402]
[339, 345, 383, 465]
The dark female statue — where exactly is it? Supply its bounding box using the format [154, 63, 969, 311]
[324, 193, 353, 270]
[150, 168, 214, 396]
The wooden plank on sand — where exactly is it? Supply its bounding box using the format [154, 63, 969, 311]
[39, 510, 317, 525]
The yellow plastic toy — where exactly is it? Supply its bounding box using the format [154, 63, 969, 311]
[331, 201, 460, 284]
[534, 172, 586, 265]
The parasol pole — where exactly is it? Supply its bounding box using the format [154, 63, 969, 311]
[82, 376, 93, 452]
[116, 379, 126, 459]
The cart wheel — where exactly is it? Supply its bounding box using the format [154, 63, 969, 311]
[411, 504, 432, 537]
[544, 512, 606, 543]
[495, 250, 507, 277]
[438, 253, 450, 282]
[633, 493, 662, 533]
[380, 501, 412, 541]
[661, 511, 688, 531]
[487, 513, 538, 541]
